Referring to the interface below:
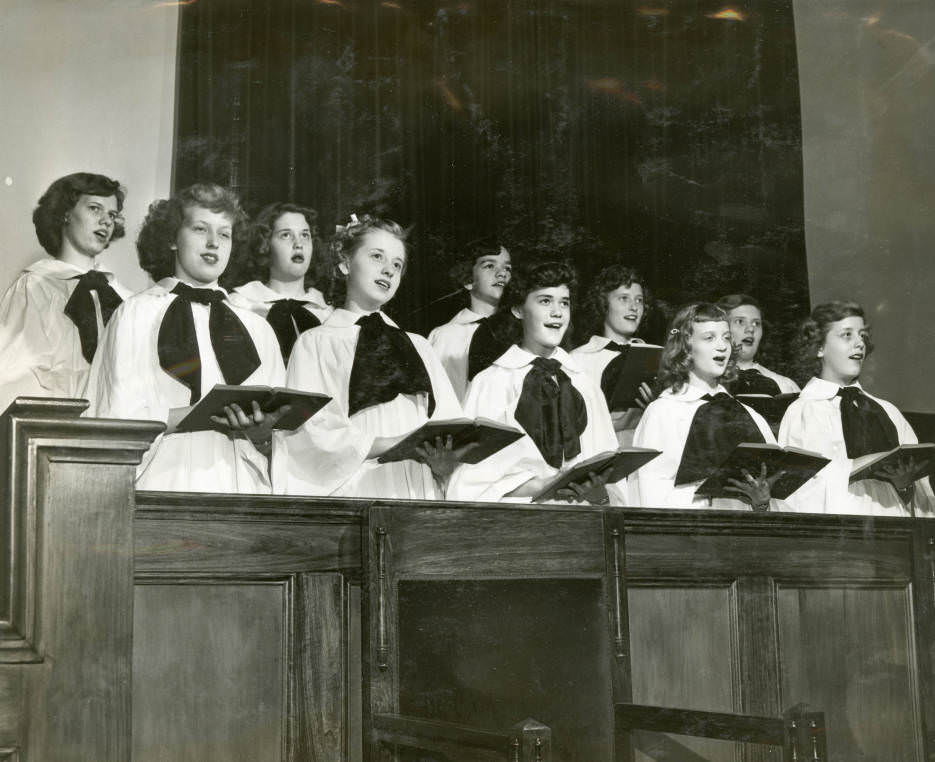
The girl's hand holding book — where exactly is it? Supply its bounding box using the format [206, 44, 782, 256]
[211, 401, 293, 455]
[724, 463, 786, 512]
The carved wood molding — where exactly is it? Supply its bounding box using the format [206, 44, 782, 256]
[0, 397, 163, 663]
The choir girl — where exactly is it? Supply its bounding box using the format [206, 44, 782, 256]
[716, 293, 799, 395]
[778, 301, 934, 517]
[427, 240, 513, 401]
[631, 302, 784, 510]
[85, 183, 287, 493]
[228, 202, 332, 363]
[0, 172, 132, 411]
[273, 215, 462, 499]
[570, 265, 654, 445]
[446, 260, 622, 504]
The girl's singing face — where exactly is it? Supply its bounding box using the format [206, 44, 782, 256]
[604, 282, 644, 340]
[512, 284, 571, 357]
[819, 315, 868, 386]
[688, 320, 732, 386]
[728, 304, 763, 363]
[342, 229, 407, 312]
[467, 246, 512, 307]
[267, 212, 313, 284]
[173, 205, 234, 287]
[62, 194, 121, 258]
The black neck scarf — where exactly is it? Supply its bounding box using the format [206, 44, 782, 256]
[675, 392, 766, 485]
[734, 367, 782, 397]
[599, 341, 631, 411]
[348, 312, 435, 417]
[265, 299, 321, 363]
[467, 316, 513, 381]
[514, 356, 588, 469]
[64, 270, 123, 363]
[836, 386, 899, 458]
[157, 282, 261, 404]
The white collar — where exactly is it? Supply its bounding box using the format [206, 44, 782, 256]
[799, 376, 866, 401]
[155, 277, 230, 297]
[449, 307, 486, 325]
[326, 308, 399, 329]
[24, 257, 115, 281]
[234, 280, 327, 307]
[494, 344, 582, 373]
[659, 381, 731, 402]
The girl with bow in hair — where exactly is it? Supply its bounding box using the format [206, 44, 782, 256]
[85, 183, 288, 493]
[427, 238, 513, 402]
[715, 293, 799, 396]
[570, 265, 657, 446]
[631, 302, 785, 510]
[778, 301, 934, 516]
[273, 215, 462, 499]
[227, 202, 332, 363]
[0, 173, 132, 411]
[447, 260, 623, 504]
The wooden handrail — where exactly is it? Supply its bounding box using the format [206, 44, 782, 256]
[615, 703, 787, 745]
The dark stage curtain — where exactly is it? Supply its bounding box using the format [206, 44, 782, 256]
[174, 0, 809, 359]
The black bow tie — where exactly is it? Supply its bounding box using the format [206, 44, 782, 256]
[836, 386, 899, 458]
[599, 343, 632, 411]
[64, 270, 123, 363]
[348, 312, 435, 416]
[514, 356, 588, 469]
[467, 315, 514, 381]
[675, 392, 766, 485]
[734, 368, 782, 397]
[157, 282, 261, 403]
[265, 299, 321, 363]
[603, 340, 629, 353]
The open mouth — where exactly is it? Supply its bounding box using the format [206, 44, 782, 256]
[375, 279, 391, 291]
[200, 253, 219, 265]
[741, 337, 755, 345]
[848, 353, 865, 361]
[291, 254, 306, 264]
[713, 354, 728, 365]
[93, 230, 110, 242]
[544, 321, 564, 330]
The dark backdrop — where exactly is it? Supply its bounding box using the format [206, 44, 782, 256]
[174, 0, 809, 366]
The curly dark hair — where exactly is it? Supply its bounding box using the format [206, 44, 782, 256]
[579, 264, 651, 338]
[32, 172, 126, 257]
[789, 301, 872, 386]
[324, 215, 409, 307]
[657, 302, 738, 394]
[222, 202, 325, 290]
[716, 293, 762, 314]
[136, 183, 249, 282]
[501, 260, 578, 350]
[447, 237, 509, 288]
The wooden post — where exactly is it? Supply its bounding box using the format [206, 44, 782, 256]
[0, 398, 162, 760]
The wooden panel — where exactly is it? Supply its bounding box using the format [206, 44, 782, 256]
[777, 584, 923, 762]
[134, 516, 359, 575]
[132, 580, 287, 761]
[347, 584, 363, 762]
[628, 585, 739, 762]
[378, 505, 607, 578]
[396, 578, 613, 762]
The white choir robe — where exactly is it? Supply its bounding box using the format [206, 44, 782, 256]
[778, 377, 935, 517]
[427, 307, 486, 402]
[569, 335, 647, 447]
[738, 361, 800, 394]
[0, 257, 133, 412]
[229, 280, 333, 324]
[446, 345, 627, 504]
[273, 308, 462, 499]
[631, 383, 784, 511]
[85, 278, 286, 493]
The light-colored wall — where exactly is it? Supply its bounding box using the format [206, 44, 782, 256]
[0, 0, 178, 294]
[794, 1, 935, 412]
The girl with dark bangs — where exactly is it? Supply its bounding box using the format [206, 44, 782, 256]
[571, 265, 658, 446]
[0, 172, 132, 410]
[778, 301, 934, 516]
[85, 183, 287, 493]
[447, 260, 623, 504]
[273, 214, 462, 500]
[228, 202, 332, 363]
[427, 239, 513, 401]
[632, 302, 785, 510]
